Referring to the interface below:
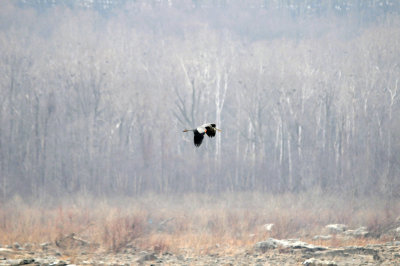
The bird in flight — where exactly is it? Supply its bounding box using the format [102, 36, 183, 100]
[183, 123, 222, 147]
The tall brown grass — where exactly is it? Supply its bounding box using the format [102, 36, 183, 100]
[0, 191, 398, 255]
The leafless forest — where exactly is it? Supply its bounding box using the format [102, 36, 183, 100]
[1, 0, 400, 257]
[1, 0, 399, 199]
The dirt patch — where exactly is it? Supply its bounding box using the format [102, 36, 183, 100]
[1, 240, 400, 265]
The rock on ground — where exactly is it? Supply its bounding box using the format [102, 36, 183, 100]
[303, 258, 337, 266]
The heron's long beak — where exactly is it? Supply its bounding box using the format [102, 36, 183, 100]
[216, 128, 222, 132]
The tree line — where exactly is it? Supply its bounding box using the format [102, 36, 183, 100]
[0, 0, 399, 200]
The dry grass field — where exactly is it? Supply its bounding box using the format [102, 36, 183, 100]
[0, 192, 398, 256]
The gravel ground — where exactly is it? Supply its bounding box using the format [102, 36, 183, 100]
[1, 240, 400, 265]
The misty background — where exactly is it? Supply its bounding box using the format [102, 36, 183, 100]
[1, 0, 399, 202]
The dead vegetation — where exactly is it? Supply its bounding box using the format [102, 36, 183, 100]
[0, 192, 399, 255]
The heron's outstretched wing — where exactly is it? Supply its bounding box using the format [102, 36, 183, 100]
[194, 131, 204, 147]
[205, 126, 216, 138]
